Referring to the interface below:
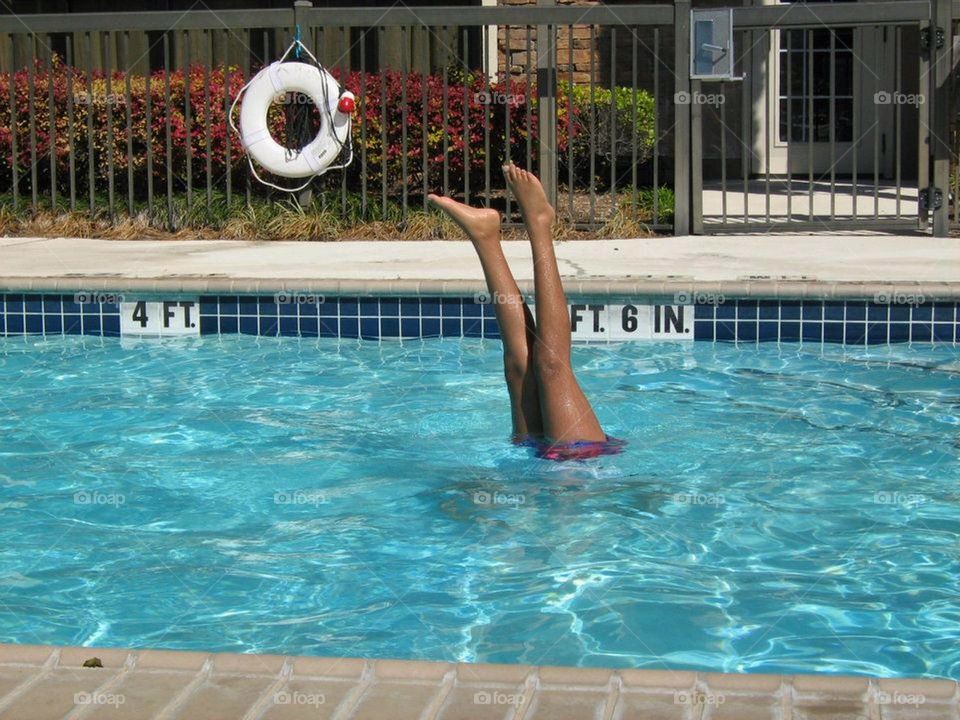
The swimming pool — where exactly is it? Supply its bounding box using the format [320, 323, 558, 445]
[1, 335, 958, 678]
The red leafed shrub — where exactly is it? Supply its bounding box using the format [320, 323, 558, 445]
[0, 57, 607, 202]
[331, 68, 581, 196]
[0, 57, 249, 197]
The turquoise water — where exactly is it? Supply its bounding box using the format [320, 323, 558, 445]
[1, 335, 959, 678]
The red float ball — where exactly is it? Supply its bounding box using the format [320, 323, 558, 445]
[337, 95, 356, 114]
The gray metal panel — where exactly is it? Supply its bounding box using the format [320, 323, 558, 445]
[301, 5, 675, 27]
[930, 0, 952, 235]
[707, 219, 922, 233]
[690, 78, 703, 234]
[674, 0, 692, 236]
[0, 9, 290, 33]
[733, 1, 929, 28]
[0, 5, 674, 34]
[537, 0, 558, 207]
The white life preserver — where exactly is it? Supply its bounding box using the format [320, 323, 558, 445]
[237, 60, 354, 180]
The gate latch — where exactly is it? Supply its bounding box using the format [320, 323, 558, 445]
[690, 9, 744, 80]
[920, 187, 943, 212]
[920, 25, 945, 50]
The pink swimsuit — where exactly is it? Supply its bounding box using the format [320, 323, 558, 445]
[515, 435, 626, 462]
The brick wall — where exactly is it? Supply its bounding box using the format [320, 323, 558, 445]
[497, 0, 602, 84]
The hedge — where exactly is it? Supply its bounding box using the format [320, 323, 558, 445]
[0, 56, 658, 204]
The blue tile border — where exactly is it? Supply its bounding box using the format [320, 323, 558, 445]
[1, 294, 958, 345]
[2, 293, 121, 337]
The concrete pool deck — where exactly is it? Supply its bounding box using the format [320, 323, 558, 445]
[0, 643, 956, 720]
[1, 234, 959, 298]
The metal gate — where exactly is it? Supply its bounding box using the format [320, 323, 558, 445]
[686, 0, 953, 235]
[0, 1, 955, 237]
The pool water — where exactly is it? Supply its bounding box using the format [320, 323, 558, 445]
[1, 335, 958, 678]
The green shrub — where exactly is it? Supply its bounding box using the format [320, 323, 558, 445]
[559, 81, 657, 188]
[0, 57, 664, 231]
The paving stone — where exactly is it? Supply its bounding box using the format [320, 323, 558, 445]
[289, 656, 366, 679]
[59, 647, 129, 669]
[135, 649, 210, 671]
[705, 696, 781, 720]
[168, 673, 276, 720]
[619, 669, 697, 691]
[792, 698, 874, 720]
[260, 678, 358, 720]
[526, 688, 610, 720]
[0, 668, 120, 720]
[91, 670, 197, 720]
[210, 652, 285, 675]
[876, 678, 958, 701]
[373, 659, 452, 681]
[437, 685, 527, 720]
[0, 646, 55, 665]
[702, 672, 783, 693]
[455, 662, 532, 684]
[539, 666, 614, 687]
[349, 682, 444, 720]
[880, 703, 954, 720]
[0, 666, 44, 705]
[614, 692, 689, 720]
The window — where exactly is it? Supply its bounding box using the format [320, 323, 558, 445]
[777, 1, 855, 143]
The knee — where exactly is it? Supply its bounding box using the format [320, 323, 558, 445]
[503, 352, 531, 386]
[532, 342, 569, 381]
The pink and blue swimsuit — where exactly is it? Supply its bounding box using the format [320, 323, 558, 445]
[515, 434, 626, 461]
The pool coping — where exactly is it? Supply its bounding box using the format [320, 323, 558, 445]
[4, 275, 960, 300]
[0, 643, 956, 719]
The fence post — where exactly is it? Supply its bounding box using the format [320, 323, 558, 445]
[294, 0, 314, 207]
[537, 0, 558, 207]
[673, 0, 691, 235]
[690, 76, 703, 234]
[929, 0, 951, 236]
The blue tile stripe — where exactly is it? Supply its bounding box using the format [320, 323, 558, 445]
[1, 293, 121, 337]
[1, 294, 958, 345]
[196, 294, 499, 340]
[692, 300, 960, 344]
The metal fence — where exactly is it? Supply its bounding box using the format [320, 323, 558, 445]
[693, 1, 938, 233]
[0, 1, 956, 236]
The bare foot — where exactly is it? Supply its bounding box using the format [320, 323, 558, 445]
[502, 163, 555, 228]
[426, 194, 501, 246]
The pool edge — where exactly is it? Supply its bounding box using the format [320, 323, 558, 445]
[3, 275, 960, 300]
[0, 643, 955, 718]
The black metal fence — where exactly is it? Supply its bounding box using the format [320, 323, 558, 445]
[0, 1, 956, 236]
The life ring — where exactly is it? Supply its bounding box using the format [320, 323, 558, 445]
[238, 61, 354, 179]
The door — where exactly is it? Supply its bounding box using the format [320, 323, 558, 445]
[753, 2, 896, 177]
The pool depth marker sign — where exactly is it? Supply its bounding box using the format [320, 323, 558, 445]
[115, 297, 692, 340]
[568, 303, 693, 341]
[120, 301, 200, 337]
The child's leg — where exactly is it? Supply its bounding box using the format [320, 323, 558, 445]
[427, 194, 543, 438]
[502, 164, 605, 443]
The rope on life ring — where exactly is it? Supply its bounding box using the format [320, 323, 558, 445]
[229, 38, 355, 193]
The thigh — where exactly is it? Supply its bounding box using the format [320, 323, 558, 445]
[535, 368, 606, 443]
